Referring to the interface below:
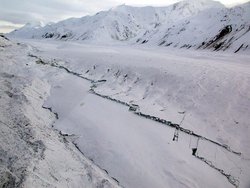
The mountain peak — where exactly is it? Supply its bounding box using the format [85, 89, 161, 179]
[111, 4, 157, 12]
[174, 0, 225, 9]
[111, 4, 131, 11]
[24, 21, 45, 29]
[7, 1, 249, 53]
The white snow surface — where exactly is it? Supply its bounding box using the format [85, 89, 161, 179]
[0, 36, 120, 188]
[45, 73, 236, 188]
[16, 38, 250, 188]
[7, 0, 250, 53]
[2, 2, 250, 184]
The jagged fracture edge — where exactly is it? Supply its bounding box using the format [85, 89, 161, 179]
[41, 105, 124, 187]
[29, 53, 241, 188]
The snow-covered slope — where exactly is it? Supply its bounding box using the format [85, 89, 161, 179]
[8, 0, 250, 53]
[21, 39, 250, 188]
[8, 21, 45, 38]
[0, 36, 120, 188]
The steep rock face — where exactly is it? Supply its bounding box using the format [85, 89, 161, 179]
[8, 0, 250, 53]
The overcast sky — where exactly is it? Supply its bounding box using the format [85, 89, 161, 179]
[0, 0, 249, 33]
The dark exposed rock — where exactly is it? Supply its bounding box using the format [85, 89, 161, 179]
[0, 34, 10, 41]
[165, 42, 173, 47]
[214, 25, 232, 42]
[43, 33, 54, 38]
[234, 44, 244, 53]
[0, 172, 16, 188]
[159, 41, 165, 46]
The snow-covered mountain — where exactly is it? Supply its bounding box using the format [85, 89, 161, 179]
[8, 0, 250, 53]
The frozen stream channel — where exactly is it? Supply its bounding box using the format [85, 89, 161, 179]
[44, 71, 240, 188]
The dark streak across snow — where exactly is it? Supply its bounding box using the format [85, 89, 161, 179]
[29, 53, 241, 188]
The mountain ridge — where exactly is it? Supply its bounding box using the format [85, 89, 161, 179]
[8, 0, 250, 53]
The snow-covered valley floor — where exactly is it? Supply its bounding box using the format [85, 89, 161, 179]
[1, 37, 250, 188]
[44, 68, 244, 188]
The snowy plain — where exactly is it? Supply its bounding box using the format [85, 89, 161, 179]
[10, 38, 249, 188]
